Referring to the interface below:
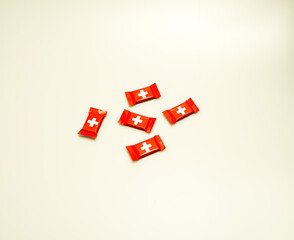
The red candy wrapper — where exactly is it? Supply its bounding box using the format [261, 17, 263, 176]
[125, 83, 161, 106]
[118, 109, 156, 133]
[78, 107, 107, 138]
[162, 98, 199, 124]
[126, 135, 165, 161]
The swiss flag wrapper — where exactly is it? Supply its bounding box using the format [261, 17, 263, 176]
[78, 107, 107, 138]
[162, 98, 199, 124]
[126, 135, 165, 161]
[118, 109, 156, 133]
[125, 83, 161, 106]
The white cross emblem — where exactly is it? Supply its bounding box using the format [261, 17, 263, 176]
[132, 115, 143, 125]
[176, 106, 186, 115]
[87, 118, 98, 127]
[138, 90, 148, 99]
[141, 142, 152, 153]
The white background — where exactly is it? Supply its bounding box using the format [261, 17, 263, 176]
[0, 0, 294, 239]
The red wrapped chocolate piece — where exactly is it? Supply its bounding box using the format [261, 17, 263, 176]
[162, 98, 199, 124]
[78, 107, 107, 138]
[125, 83, 161, 106]
[118, 109, 156, 133]
[126, 135, 165, 161]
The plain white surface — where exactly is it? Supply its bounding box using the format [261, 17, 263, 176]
[0, 0, 294, 239]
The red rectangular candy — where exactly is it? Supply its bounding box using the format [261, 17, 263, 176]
[162, 98, 199, 124]
[118, 109, 156, 133]
[78, 107, 107, 138]
[125, 83, 161, 106]
[126, 135, 165, 161]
